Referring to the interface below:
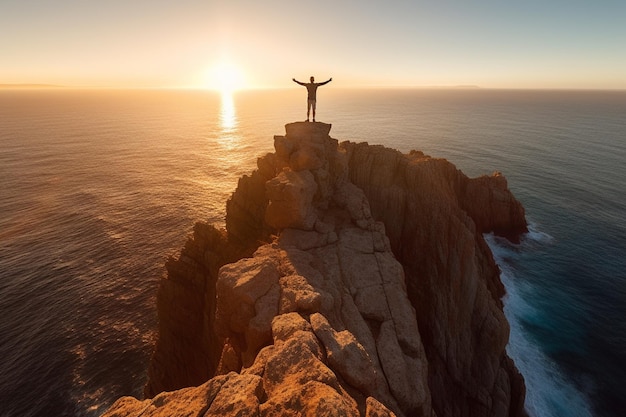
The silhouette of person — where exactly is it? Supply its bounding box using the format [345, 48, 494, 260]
[292, 76, 332, 122]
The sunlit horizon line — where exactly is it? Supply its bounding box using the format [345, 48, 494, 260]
[1, 83, 625, 92]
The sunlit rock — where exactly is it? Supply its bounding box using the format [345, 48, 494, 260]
[108, 121, 528, 417]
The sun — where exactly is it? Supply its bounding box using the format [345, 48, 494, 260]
[205, 61, 245, 94]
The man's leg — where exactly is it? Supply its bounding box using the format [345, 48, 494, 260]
[307, 100, 312, 121]
[312, 100, 317, 121]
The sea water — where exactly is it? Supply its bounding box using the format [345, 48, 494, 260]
[0, 88, 624, 417]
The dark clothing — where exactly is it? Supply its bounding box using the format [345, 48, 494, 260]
[293, 77, 332, 121]
[294, 79, 331, 100]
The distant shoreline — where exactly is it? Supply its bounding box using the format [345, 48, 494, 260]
[1, 84, 624, 93]
[0, 83, 63, 89]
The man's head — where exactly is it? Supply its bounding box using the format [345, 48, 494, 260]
[310, 76, 315, 82]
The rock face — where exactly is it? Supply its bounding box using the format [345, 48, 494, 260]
[105, 122, 528, 417]
[340, 144, 527, 417]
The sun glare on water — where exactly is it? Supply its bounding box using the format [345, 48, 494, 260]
[205, 61, 246, 94]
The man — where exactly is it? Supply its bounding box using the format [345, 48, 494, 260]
[292, 76, 332, 122]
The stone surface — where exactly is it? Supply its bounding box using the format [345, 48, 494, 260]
[310, 313, 377, 395]
[265, 168, 318, 230]
[116, 121, 529, 417]
[341, 141, 528, 417]
[105, 373, 255, 417]
[143, 223, 236, 397]
[366, 396, 398, 417]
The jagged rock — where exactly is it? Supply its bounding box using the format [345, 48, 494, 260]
[265, 168, 318, 230]
[278, 227, 333, 250]
[215, 338, 241, 375]
[206, 216, 430, 416]
[260, 380, 359, 417]
[118, 121, 529, 417]
[225, 169, 272, 247]
[341, 141, 528, 417]
[216, 257, 279, 332]
[270, 312, 312, 344]
[143, 223, 236, 397]
[376, 320, 427, 413]
[462, 172, 527, 243]
[278, 274, 322, 314]
[366, 396, 398, 417]
[205, 372, 264, 416]
[334, 181, 375, 229]
[106, 373, 259, 417]
[310, 313, 378, 395]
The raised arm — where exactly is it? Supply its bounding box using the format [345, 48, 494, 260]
[318, 78, 332, 86]
[292, 78, 305, 86]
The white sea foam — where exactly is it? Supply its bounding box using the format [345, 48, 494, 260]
[485, 233, 594, 417]
[522, 222, 555, 246]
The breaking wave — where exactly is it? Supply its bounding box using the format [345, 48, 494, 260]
[486, 228, 594, 417]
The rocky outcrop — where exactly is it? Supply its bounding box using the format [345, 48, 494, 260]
[105, 122, 528, 417]
[340, 143, 527, 417]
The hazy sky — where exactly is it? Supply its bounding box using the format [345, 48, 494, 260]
[2, 0, 625, 89]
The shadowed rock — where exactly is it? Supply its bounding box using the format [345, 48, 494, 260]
[340, 143, 528, 417]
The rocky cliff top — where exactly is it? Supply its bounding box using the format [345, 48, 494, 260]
[104, 122, 528, 417]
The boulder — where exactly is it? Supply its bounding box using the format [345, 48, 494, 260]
[265, 168, 318, 230]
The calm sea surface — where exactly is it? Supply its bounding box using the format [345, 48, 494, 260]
[1, 88, 624, 417]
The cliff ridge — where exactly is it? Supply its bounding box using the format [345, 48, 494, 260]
[104, 122, 528, 417]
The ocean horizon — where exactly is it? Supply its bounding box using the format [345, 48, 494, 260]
[1, 88, 624, 417]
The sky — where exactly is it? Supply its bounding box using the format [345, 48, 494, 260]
[1, 0, 625, 89]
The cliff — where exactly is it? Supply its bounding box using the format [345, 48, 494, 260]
[104, 122, 528, 417]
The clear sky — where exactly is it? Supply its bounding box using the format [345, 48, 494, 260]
[2, 0, 625, 89]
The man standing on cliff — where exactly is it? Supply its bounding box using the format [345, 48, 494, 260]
[292, 76, 332, 122]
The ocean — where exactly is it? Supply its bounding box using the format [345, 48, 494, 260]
[0, 88, 624, 417]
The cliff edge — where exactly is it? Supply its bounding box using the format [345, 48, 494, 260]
[104, 122, 528, 417]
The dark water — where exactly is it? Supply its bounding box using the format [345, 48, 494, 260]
[1, 88, 624, 416]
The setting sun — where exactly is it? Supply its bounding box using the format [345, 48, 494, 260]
[204, 61, 246, 93]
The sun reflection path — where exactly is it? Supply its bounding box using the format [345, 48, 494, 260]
[218, 92, 240, 151]
[220, 92, 237, 131]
